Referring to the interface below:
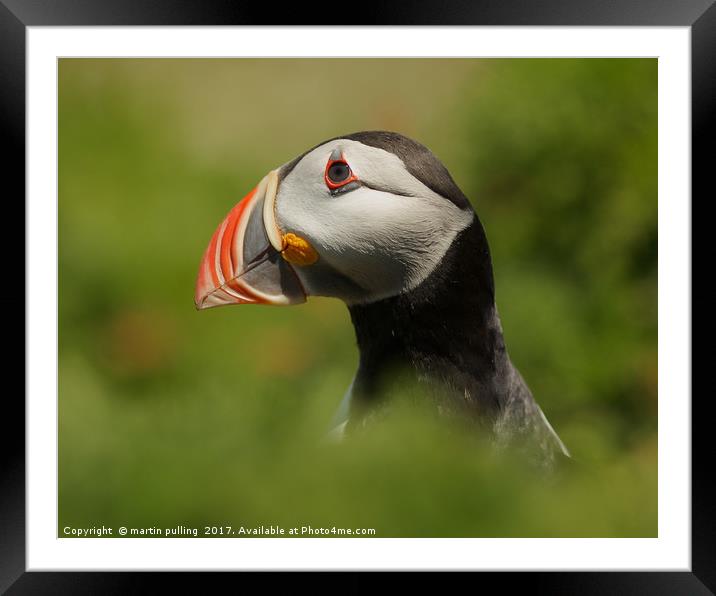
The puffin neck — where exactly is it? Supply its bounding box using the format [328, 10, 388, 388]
[347, 218, 512, 415]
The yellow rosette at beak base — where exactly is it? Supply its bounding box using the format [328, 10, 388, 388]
[281, 232, 319, 266]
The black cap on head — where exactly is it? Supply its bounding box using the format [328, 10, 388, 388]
[341, 131, 471, 210]
[280, 130, 471, 210]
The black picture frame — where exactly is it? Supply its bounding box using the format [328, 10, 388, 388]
[3, 1, 711, 592]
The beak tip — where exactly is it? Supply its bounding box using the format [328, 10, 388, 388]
[194, 281, 208, 310]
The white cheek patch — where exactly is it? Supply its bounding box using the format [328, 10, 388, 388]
[276, 140, 474, 303]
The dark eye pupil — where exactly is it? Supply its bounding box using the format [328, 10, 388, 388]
[328, 162, 350, 183]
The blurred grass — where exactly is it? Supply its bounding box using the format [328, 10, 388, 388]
[59, 59, 657, 537]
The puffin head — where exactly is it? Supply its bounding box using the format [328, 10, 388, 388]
[195, 131, 476, 309]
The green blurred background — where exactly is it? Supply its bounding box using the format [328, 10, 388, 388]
[59, 59, 657, 537]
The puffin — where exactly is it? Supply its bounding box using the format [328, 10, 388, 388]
[194, 131, 570, 467]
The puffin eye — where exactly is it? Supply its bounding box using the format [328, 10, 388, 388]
[328, 162, 351, 184]
[324, 151, 359, 191]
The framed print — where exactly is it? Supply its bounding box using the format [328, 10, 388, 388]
[3, 0, 712, 591]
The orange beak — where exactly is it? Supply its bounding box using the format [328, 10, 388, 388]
[194, 172, 306, 309]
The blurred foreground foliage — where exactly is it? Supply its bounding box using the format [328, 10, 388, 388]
[59, 59, 656, 537]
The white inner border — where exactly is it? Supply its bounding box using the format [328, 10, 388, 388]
[27, 27, 691, 571]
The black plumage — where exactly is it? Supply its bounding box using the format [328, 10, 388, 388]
[341, 132, 569, 467]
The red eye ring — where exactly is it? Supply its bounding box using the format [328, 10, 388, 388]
[324, 152, 359, 190]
